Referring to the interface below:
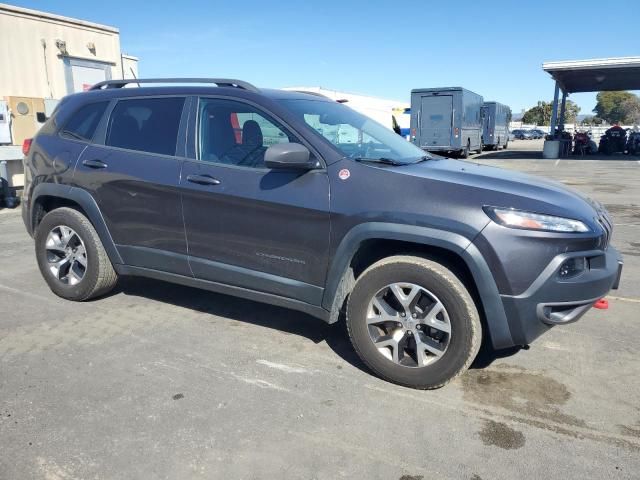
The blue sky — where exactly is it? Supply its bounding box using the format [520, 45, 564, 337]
[14, 0, 639, 113]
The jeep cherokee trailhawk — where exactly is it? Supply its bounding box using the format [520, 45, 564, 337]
[22, 78, 623, 389]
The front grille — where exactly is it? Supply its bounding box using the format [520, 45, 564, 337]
[597, 212, 613, 250]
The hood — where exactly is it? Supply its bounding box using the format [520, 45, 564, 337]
[396, 158, 603, 227]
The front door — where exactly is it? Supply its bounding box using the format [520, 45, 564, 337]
[180, 97, 330, 305]
[419, 95, 453, 148]
[74, 96, 189, 275]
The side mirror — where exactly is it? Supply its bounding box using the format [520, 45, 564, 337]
[265, 143, 316, 170]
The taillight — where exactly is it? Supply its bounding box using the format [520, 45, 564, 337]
[22, 138, 33, 156]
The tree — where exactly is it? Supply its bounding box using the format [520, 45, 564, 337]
[621, 96, 640, 124]
[522, 101, 551, 125]
[522, 100, 580, 125]
[581, 115, 603, 126]
[593, 91, 640, 124]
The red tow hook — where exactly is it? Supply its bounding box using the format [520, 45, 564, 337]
[593, 298, 609, 310]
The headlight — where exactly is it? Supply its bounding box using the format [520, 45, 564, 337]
[484, 207, 590, 233]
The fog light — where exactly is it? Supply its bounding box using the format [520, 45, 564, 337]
[558, 257, 587, 279]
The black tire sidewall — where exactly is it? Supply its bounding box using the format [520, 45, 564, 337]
[35, 209, 102, 301]
[347, 260, 478, 388]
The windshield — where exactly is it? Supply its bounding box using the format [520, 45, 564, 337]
[280, 99, 429, 164]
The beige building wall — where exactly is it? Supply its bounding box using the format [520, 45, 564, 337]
[0, 3, 138, 190]
[0, 3, 132, 99]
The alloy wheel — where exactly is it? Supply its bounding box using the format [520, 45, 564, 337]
[366, 282, 451, 367]
[45, 225, 88, 286]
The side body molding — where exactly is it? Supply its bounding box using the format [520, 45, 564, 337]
[29, 183, 123, 265]
[322, 222, 515, 349]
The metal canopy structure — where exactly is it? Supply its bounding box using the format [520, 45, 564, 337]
[543, 57, 640, 93]
[542, 57, 640, 138]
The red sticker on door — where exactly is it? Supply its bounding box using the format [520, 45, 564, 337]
[338, 168, 350, 180]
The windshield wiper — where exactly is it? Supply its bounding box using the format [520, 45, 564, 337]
[353, 157, 408, 166]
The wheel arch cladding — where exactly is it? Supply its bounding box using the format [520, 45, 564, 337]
[30, 183, 123, 265]
[322, 223, 515, 349]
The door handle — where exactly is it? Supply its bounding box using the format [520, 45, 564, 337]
[82, 159, 108, 169]
[186, 174, 221, 186]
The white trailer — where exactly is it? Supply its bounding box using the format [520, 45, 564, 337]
[282, 87, 409, 133]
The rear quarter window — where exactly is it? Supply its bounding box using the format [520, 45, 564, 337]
[60, 101, 109, 141]
[105, 97, 185, 156]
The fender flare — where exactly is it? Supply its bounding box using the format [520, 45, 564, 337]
[30, 183, 123, 265]
[322, 222, 515, 349]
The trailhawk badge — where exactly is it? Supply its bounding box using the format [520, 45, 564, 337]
[338, 168, 351, 180]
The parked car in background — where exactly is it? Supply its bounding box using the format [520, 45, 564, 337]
[21, 78, 622, 390]
[529, 129, 546, 139]
[511, 129, 533, 140]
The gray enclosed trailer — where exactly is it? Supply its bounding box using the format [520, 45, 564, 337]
[410, 87, 483, 158]
[481, 101, 511, 150]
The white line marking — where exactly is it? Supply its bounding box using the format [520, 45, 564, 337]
[233, 376, 290, 392]
[554, 159, 560, 167]
[608, 295, 640, 304]
[0, 283, 59, 305]
[256, 359, 308, 374]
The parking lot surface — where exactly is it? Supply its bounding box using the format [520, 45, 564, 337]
[1, 147, 639, 479]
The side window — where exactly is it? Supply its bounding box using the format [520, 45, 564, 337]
[60, 101, 109, 141]
[106, 97, 185, 156]
[198, 98, 298, 168]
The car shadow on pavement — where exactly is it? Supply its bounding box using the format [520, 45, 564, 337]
[112, 276, 370, 373]
[110, 276, 521, 377]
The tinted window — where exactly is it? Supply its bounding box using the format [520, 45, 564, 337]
[106, 97, 185, 156]
[198, 98, 298, 168]
[60, 102, 109, 141]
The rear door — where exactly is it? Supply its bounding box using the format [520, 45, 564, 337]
[74, 96, 190, 275]
[180, 97, 330, 305]
[419, 95, 453, 148]
[481, 105, 490, 141]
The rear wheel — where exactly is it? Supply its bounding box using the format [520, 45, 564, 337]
[35, 207, 118, 301]
[460, 140, 470, 159]
[346, 256, 482, 389]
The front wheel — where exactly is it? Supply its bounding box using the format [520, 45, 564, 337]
[346, 256, 482, 389]
[35, 207, 118, 301]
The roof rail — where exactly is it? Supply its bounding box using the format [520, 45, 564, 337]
[292, 90, 330, 99]
[88, 78, 259, 93]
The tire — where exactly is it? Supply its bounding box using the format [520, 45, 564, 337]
[504, 140, 509, 150]
[35, 207, 118, 301]
[346, 255, 482, 389]
[460, 140, 470, 159]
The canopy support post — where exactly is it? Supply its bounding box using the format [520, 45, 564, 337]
[559, 90, 568, 131]
[549, 81, 560, 138]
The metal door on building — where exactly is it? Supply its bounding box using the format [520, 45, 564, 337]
[63, 57, 112, 93]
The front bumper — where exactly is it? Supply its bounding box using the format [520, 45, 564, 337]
[500, 246, 622, 346]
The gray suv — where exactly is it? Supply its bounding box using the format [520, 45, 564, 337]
[21, 78, 622, 389]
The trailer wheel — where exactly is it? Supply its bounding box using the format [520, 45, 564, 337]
[460, 140, 470, 159]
